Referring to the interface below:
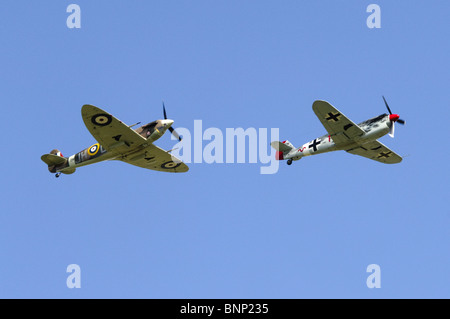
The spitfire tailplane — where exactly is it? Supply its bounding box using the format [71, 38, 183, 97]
[40, 149, 75, 177]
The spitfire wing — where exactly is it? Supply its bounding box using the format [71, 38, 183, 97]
[119, 144, 189, 173]
[346, 140, 402, 164]
[81, 104, 147, 155]
[312, 100, 365, 146]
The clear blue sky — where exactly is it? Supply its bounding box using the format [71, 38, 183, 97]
[0, 1, 449, 298]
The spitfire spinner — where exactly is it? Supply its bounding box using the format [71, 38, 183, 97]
[41, 104, 189, 177]
[272, 97, 405, 165]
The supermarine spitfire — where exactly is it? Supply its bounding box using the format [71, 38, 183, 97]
[41, 104, 188, 177]
[271, 97, 405, 165]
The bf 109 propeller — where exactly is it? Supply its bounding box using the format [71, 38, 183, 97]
[382, 96, 405, 138]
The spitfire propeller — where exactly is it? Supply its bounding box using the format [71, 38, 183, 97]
[163, 102, 182, 141]
[382, 96, 405, 138]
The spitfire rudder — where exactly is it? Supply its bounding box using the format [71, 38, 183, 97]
[40, 149, 69, 173]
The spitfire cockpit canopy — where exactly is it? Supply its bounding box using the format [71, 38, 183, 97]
[136, 120, 160, 138]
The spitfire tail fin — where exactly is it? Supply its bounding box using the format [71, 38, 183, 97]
[271, 140, 295, 160]
[41, 149, 75, 175]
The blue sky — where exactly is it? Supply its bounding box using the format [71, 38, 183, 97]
[0, 1, 449, 298]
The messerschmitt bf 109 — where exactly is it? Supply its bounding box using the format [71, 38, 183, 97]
[41, 104, 189, 177]
[272, 97, 405, 165]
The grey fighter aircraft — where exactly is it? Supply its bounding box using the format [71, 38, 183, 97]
[41, 104, 189, 177]
[272, 97, 405, 165]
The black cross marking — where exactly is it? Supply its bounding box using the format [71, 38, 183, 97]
[377, 151, 392, 159]
[308, 139, 321, 152]
[325, 112, 341, 122]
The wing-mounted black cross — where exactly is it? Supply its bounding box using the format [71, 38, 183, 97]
[326, 112, 341, 122]
[377, 151, 392, 158]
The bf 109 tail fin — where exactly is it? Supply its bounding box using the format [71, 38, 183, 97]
[271, 140, 295, 160]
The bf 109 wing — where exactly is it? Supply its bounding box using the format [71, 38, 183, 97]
[81, 104, 147, 155]
[346, 140, 402, 164]
[313, 100, 365, 146]
[119, 144, 189, 173]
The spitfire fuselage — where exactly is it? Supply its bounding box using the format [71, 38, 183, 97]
[49, 119, 173, 174]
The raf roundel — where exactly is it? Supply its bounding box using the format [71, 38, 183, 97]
[161, 161, 181, 169]
[87, 143, 100, 156]
[91, 113, 112, 126]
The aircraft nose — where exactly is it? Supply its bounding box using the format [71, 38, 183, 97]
[389, 114, 400, 122]
[162, 119, 174, 127]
